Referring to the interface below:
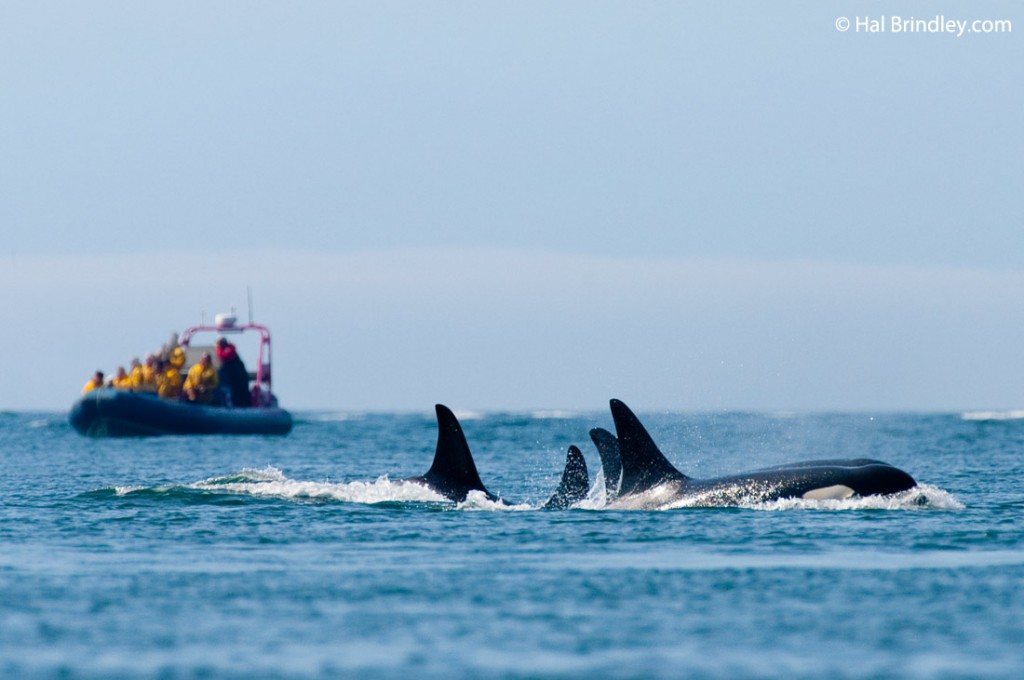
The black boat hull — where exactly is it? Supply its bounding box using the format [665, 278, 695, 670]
[69, 389, 293, 437]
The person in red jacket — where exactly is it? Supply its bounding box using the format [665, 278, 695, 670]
[215, 338, 251, 408]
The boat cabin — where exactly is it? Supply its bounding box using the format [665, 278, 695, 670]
[179, 312, 278, 407]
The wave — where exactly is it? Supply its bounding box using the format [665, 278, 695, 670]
[294, 412, 367, 423]
[529, 410, 580, 420]
[961, 410, 1024, 421]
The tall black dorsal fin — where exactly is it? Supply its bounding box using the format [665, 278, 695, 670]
[609, 399, 688, 496]
[418, 404, 495, 502]
[542, 445, 589, 509]
[589, 427, 622, 499]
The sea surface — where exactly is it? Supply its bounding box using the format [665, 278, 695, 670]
[1, 407, 1022, 679]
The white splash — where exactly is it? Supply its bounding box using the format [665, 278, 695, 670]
[186, 466, 531, 509]
[576, 480, 961, 512]
[112, 485, 147, 496]
[120, 467, 962, 513]
[456, 490, 531, 512]
[575, 471, 609, 510]
[191, 466, 448, 504]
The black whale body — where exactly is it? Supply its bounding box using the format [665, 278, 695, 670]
[605, 399, 917, 508]
[406, 404, 589, 508]
[541, 445, 590, 510]
[405, 404, 497, 503]
[588, 427, 622, 501]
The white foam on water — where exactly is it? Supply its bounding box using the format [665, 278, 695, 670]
[112, 466, 962, 513]
[456, 489, 531, 512]
[112, 485, 147, 496]
[584, 482, 962, 512]
[961, 409, 1024, 421]
[449, 409, 486, 421]
[575, 471, 609, 510]
[181, 467, 528, 509]
[529, 410, 579, 420]
[302, 412, 365, 423]
[190, 466, 449, 504]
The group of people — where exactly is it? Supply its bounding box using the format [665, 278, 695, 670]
[81, 337, 252, 408]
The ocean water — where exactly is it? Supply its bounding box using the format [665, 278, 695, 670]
[1, 407, 1022, 679]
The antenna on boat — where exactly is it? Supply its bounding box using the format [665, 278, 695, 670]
[247, 286, 254, 324]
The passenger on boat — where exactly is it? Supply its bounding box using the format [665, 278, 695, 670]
[82, 371, 104, 394]
[168, 346, 186, 373]
[183, 352, 219, 404]
[128, 358, 144, 389]
[159, 333, 179, 363]
[215, 337, 250, 408]
[158, 359, 183, 400]
[132, 354, 159, 393]
[109, 366, 132, 390]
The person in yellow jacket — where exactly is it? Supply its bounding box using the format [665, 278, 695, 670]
[82, 371, 104, 394]
[110, 366, 132, 390]
[168, 346, 186, 372]
[132, 355, 159, 393]
[128, 358, 145, 390]
[158, 359, 184, 399]
[183, 352, 219, 404]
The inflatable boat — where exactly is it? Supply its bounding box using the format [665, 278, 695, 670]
[69, 313, 293, 437]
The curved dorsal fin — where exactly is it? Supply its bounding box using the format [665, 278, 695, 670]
[609, 399, 688, 496]
[419, 404, 494, 502]
[589, 427, 622, 499]
[542, 445, 589, 509]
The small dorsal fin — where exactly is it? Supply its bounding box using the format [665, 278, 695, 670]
[417, 404, 494, 502]
[609, 399, 688, 496]
[589, 427, 622, 499]
[542, 445, 589, 509]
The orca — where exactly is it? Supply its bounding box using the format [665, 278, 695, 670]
[605, 399, 918, 508]
[406, 404, 590, 508]
[588, 427, 622, 501]
[542, 445, 590, 510]
[405, 404, 496, 502]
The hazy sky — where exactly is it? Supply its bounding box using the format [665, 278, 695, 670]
[2, 2, 1022, 412]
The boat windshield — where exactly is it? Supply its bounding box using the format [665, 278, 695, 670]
[179, 317, 276, 407]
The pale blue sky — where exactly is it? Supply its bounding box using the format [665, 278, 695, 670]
[2, 2, 1022, 411]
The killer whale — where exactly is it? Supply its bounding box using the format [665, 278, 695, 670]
[406, 404, 590, 508]
[541, 445, 590, 510]
[405, 404, 496, 502]
[605, 399, 918, 508]
[588, 427, 621, 501]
